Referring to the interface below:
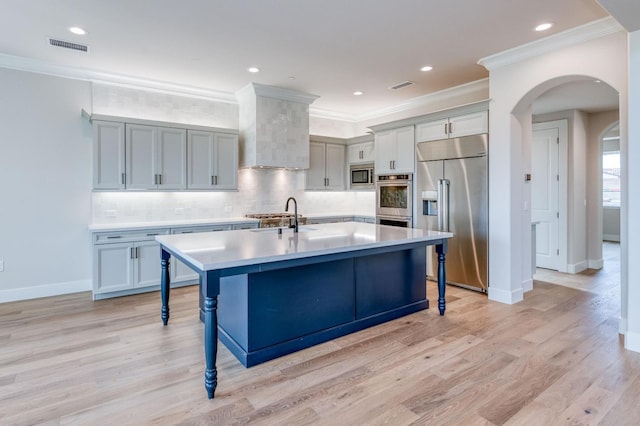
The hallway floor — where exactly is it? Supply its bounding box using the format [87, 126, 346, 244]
[533, 242, 620, 298]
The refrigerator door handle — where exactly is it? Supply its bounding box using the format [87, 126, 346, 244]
[438, 178, 450, 232]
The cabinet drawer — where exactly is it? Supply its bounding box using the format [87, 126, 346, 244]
[171, 224, 232, 234]
[93, 228, 169, 244]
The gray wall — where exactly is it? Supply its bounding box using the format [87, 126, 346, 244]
[0, 68, 93, 299]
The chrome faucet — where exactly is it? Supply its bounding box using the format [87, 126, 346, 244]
[285, 197, 298, 233]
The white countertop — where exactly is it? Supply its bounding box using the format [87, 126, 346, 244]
[89, 217, 259, 232]
[156, 222, 452, 272]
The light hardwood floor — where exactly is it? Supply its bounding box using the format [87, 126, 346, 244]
[2, 249, 639, 425]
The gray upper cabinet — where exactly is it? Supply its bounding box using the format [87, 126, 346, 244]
[416, 110, 488, 142]
[93, 120, 125, 189]
[90, 114, 238, 191]
[374, 126, 415, 174]
[347, 141, 375, 164]
[306, 142, 345, 190]
[125, 124, 187, 190]
[187, 130, 238, 190]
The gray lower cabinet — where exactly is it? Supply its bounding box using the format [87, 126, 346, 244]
[306, 216, 374, 224]
[92, 228, 169, 298]
[92, 221, 259, 299]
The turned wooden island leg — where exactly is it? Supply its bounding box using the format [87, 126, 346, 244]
[161, 249, 171, 326]
[436, 240, 448, 315]
[201, 270, 221, 399]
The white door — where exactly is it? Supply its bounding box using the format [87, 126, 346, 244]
[532, 126, 560, 269]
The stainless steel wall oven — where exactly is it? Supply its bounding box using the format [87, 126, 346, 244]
[375, 173, 413, 227]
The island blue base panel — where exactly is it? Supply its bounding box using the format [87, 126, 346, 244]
[215, 247, 427, 367]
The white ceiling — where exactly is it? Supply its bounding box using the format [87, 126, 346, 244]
[0, 0, 620, 119]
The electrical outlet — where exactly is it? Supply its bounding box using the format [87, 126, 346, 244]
[0, 260, 4, 272]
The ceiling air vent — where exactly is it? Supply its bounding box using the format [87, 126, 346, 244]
[390, 81, 415, 90]
[48, 38, 89, 53]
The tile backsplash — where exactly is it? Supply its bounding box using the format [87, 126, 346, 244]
[91, 168, 374, 225]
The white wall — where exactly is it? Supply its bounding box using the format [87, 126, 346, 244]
[626, 29, 640, 351]
[588, 110, 620, 259]
[483, 30, 628, 306]
[0, 69, 93, 301]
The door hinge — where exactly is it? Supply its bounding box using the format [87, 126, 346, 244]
[557, 249, 559, 255]
[557, 137, 559, 144]
[557, 212, 559, 218]
[557, 174, 559, 181]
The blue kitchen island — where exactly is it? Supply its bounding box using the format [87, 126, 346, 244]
[156, 222, 452, 399]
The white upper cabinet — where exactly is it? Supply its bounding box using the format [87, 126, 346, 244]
[306, 142, 345, 190]
[375, 126, 415, 175]
[91, 114, 238, 191]
[187, 130, 238, 190]
[93, 120, 125, 189]
[347, 141, 375, 164]
[416, 110, 488, 142]
[125, 124, 186, 190]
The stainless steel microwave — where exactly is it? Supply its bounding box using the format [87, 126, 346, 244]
[350, 164, 374, 189]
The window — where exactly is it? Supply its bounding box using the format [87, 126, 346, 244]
[603, 151, 620, 207]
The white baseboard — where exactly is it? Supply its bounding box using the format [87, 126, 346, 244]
[522, 278, 533, 292]
[0, 280, 91, 303]
[588, 258, 604, 269]
[624, 330, 640, 353]
[603, 234, 620, 242]
[620, 317, 628, 335]
[567, 261, 588, 274]
[488, 286, 524, 304]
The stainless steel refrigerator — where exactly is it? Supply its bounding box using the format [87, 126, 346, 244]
[415, 134, 488, 292]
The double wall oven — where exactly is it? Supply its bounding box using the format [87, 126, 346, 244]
[375, 173, 413, 227]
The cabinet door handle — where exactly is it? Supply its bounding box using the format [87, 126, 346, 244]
[146, 233, 159, 237]
[448, 122, 453, 135]
[107, 235, 122, 239]
[130, 247, 135, 259]
[158, 174, 162, 185]
[121, 173, 126, 185]
[211, 176, 214, 185]
[214, 175, 218, 185]
[154, 174, 158, 185]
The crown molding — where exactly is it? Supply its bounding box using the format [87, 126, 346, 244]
[310, 78, 490, 123]
[478, 17, 626, 71]
[0, 52, 238, 103]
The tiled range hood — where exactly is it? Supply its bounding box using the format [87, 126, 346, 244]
[236, 83, 319, 169]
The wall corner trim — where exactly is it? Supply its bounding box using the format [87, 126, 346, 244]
[488, 286, 524, 305]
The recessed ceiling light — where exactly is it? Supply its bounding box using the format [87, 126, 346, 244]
[353, 91, 363, 96]
[69, 27, 87, 35]
[420, 66, 433, 72]
[535, 23, 553, 32]
[594, 79, 602, 83]
[247, 67, 260, 73]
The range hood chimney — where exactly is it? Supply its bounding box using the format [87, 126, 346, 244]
[236, 83, 319, 169]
